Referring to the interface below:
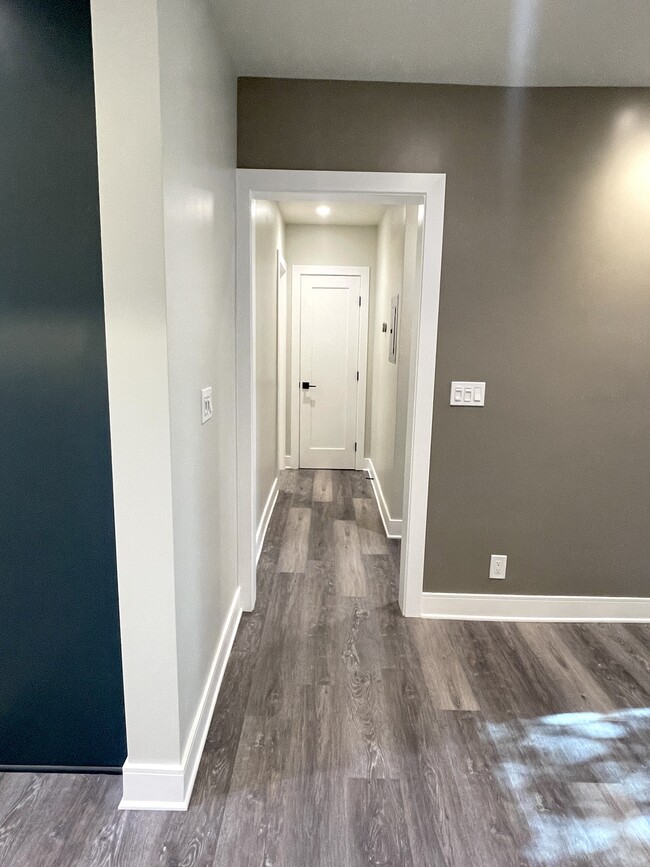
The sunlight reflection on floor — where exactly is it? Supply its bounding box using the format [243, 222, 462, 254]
[487, 708, 650, 865]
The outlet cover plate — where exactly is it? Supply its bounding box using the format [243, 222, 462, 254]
[489, 554, 507, 580]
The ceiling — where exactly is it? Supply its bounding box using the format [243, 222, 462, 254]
[212, 0, 650, 87]
[278, 201, 387, 226]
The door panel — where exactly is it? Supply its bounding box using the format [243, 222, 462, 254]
[299, 274, 361, 469]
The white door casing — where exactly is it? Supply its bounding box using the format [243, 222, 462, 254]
[236, 170, 446, 616]
[277, 252, 287, 472]
[298, 273, 360, 469]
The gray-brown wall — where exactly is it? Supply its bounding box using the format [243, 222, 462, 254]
[238, 79, 650, 597]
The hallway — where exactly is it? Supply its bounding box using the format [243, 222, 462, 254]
[1, 469, 649, 865]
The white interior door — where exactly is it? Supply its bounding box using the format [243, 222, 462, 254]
[299, 273, 361, 469]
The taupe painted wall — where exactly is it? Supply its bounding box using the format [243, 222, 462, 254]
[239, 79, 650, 597]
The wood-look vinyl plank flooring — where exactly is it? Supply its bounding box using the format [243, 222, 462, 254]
[312, 470, 333, 503]
[333, 520, 367, 597]
[409, 619, 480, 711]
[346, 777, 414, 867]
[307, 502, 333, 563]
[276, 507, 311, 573]
[290, 470, 313, 507]
[552, 622, 650, 709]
[330, 471, 356, 521]
[514, 622, 615, 713]
[349, 470, 373, 500]
[353, 497, 389, 554]
[1, 469, 649, 866]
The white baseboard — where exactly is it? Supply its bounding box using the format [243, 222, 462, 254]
[256, 477, 279, 563]
[363, 458, 402, 539]
[285, 454, 297, 470]
[421, 591, 650, 622]
[120, 587, 242, 811]
[119, 763, 187, 811]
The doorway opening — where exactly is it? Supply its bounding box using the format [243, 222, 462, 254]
[236, 171, 446, 617]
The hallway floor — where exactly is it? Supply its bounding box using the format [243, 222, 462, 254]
[1, 469, 649, 866]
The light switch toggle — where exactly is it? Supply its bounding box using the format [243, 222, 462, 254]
[450, 381, 486, 406]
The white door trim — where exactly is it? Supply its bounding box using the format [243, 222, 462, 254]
[236, 170, 446, 614]
[277, 252, 287, 472]
[291, 265, 369, 472]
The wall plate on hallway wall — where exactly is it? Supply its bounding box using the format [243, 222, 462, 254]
[489, 554, 507, 580]
[201, 386, 213, 424]
[450, 381, 485, 406]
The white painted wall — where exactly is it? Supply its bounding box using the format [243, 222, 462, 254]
[91, 0, 239, 806]
[91, 0, 181, 770]
[367, 206, 419, 520]
[285, 223, 377, 459]
[254, 201, 285, 526]
[394, 206, 421, 518]
[285, 223, 378, 267]
[157, 0, 239, 750]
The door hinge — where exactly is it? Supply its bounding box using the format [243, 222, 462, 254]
[354, 442, 357, 452]
[356, 371, 359, 381]
[359, 296, 361, 307]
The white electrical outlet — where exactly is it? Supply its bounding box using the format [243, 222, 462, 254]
[201, 387, 213, 424]
[489, 554, 507, 580]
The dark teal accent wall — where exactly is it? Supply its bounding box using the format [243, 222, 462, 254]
[0, 0, 126, 767]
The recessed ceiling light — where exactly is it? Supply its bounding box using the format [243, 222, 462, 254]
[316, 205, 331, 217]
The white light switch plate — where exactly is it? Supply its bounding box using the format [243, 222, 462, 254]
[450, 381, 485, 406]
[201, 387, 213, 424]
